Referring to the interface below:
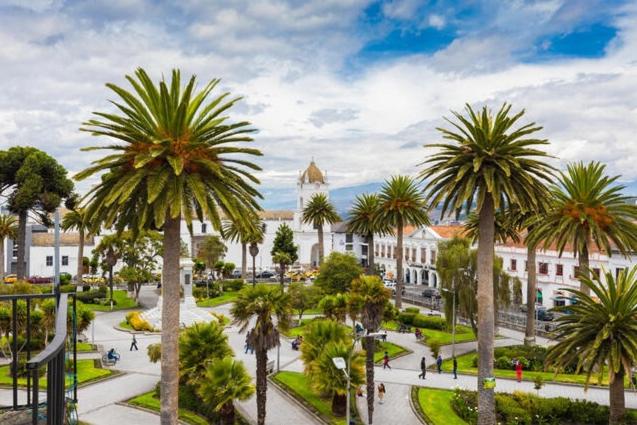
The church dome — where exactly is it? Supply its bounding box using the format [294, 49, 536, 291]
[300, 160, 325, 184]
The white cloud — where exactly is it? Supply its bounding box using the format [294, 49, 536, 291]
[427, 14, 445, 29]
[382, 0, 422, 20]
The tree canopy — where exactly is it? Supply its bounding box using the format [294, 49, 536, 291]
[270, 223, 298, 263]
[314, 252, 363, 294]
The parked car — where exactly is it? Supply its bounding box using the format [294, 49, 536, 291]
[536, 306, 554, 321]
[392, 287, 406, 296]
[421, 288, 441, 299]
[3, 274, 17, 284]
[28, 276, 53, 284]
[383, 280, 396, 288]
[231, 270, 242, 279]
[258, 270, 275, 279]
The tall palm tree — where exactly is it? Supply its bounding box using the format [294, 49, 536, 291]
[231, 284, 290, 425]
[347, 194, 391, 275]
[528, 161, 637, 295]
[420, 103, 553, 425]
[375, 175, 430, 309]
[197, 357, 255, 425]
[351, 275, 391, 424]
[302, 193, 339, 266]
[222, 213, 263, 280]
[0, 215, 17, 278]
[546, 267, 637, 425]
[61, 209, 91, 285]
[76, 68, 262, 424]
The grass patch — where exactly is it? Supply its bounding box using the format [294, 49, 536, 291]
[118, 320, 134, 331]
[415, 387, 467, 425]
[381, 320, 476, 347]
[85, 290, 138, 312]
[196, 291, 240, 307]
[373, 341, 409, 363]
[0, 359, 111, 388]
[281, 317, 349, 339]
[76, 342, 96, 352]
[128, 391, 209, 425]
[272, 371, 346, 425]
[292, 308, 322, 316]
[442, 352, 612, 386]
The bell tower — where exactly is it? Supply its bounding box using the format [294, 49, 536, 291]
[293, 160, 330, 231]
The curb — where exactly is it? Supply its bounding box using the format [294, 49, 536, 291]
[408, 386, 428, 424]
[117, 401, 192, 425]
[267, 376, 330, 425]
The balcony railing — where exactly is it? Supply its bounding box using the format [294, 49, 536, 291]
[0, 292, 77, 425]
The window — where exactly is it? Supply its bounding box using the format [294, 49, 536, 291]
[404, 247, 410, 261]
[345, 233, 353, 243]
[375, 244, 379, 257]
[573, 266, 580, 277]
[556, 264, 563, 276]
[346, 244, 353, 251]
[510, 259, 517, 271]
[46, 256, 53, 267]
[539, 262, 549, 275]
[62, 256, 69, 266]
[412, 248, 417, 262]
[12, 243, 18, 258]
[392, 246, 397, 259]
[525, 261, 528, 272]
[421, 248, 426, 264]
[201, 223, 207, 234]
[593, 268, 601, 278]
[381, 245, 385, 258]
[361, 245, 368, 256]
[616, 267, 626, 279]
[430, 250, 436, 264]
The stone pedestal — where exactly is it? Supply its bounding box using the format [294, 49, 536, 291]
[141, 257, 216, 330]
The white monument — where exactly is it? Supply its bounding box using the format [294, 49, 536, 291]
[141, 257, 216, 330]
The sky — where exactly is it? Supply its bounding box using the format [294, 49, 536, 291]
[0, 0, 636, 207]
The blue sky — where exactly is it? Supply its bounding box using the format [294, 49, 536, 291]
[0, 0, 636, 206]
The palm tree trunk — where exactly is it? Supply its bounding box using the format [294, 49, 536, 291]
[160, 214, 181, 425]
[241, 242, 247, 280]
[255, 347, 268, 425]
[16, 210, 27, 280]
[221, 401, 236, 425]
[279, 264, 285, 292]
[579, 244, 591, 295]
[476, 197, 496, 425]
[77, 227, 84, 286]
[395, 221, 404, 309]
[318, 225, 324, 265]
[524, 245, 536, 345]
[367, 234, 375, 275]
[0, 237, 5, 278]
[365, 337, 375, 424]
[331, 392, 346, 417]
[609, 367, 626, 425]
[108, 266, 114, 302]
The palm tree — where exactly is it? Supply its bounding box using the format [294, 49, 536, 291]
[546, 267, 637, 425]
[231, 284, 290, 425]
[347, 194, 391, 275]
[222, 213, 263, 280]
[528, 161, 637, 295]
[351, 275, 391, 424]
[302, 193, 339, 266]
[0, 215, 17, 278]
[420, 103, 554, 425]
[179, 321, 232, 385]
[300, 319, 350, 370]
[197, 357, 255, 425]
[61, 209, 91, 285]
[76, 68, 262, 424]
[375, 176, 430, 309]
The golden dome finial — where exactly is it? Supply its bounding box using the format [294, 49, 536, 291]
[300, 160, 325, 184]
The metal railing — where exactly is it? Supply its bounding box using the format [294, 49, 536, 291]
[0, 292, 77, 425]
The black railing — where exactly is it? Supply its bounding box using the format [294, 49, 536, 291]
[0, 292, 77, 425]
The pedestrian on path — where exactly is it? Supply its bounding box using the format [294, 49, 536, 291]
[453, 357, 458, 379]
[515, 360, 523, 383]
[377, 383, 386, 404]
[130, 334, 138, 351]
[382, 351, 391, 369]
[418, 357, 426, 379]
[436, 354, 442, 374]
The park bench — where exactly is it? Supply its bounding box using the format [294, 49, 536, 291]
[266, 360, 275, 374]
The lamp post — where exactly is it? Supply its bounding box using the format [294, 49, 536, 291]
[249, 243, 259, 287]
[333, 332, 384, 425]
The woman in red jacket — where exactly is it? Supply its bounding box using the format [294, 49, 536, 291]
[515, 360, 523, 383]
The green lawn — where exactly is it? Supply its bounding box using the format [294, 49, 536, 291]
[442, 352, 612, 386]
[373, 341, 409, 363]
[196, 291, 240, 307]
[381, 320, 476, 347]
[273, 371, 346, 425]
[76, 342, 96, 352]
[0, 359, 111, 388]
[281, 318, 349, 339]
[293, 308, 322, 316]
[85, 290, 138, 311]
[414, 387, 467, 425]
[128, 391, 209, 425]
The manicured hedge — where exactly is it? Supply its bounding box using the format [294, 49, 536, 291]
[125, 311, 154, 332]
[399, 312, 447, 330]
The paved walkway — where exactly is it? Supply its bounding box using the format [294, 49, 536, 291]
[356, 382, 419, 425]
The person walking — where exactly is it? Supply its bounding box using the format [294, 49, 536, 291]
[436, 354, 443, 374]
[382, 351, 391, 370]
[130, 334, 138, 351]
[452, 357, 458, 379]
[418, 356, 426, 379]
[377, 383, 386, 404]
[515, 360, 523, 383]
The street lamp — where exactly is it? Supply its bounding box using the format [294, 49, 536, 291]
[249, 243, 259, 287]
[441, 268, 467, 359]
[333, 332, 385, 425]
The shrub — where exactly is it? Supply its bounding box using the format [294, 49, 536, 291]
[429, 341, 441, 359]
[59, 273, 72, 286]
[398, 312, 416, 325]
[495, 355, 513, 370]
[221, 279, 244, 291]
[59, 284, 76, 293]
[471, 354, 478, 368]
[496, 394, 531, 425]
[126, 311, 154, 332]
[412, 314, 446, 330]
[404, 307, 420, 314]
[450, 389, 477, 423]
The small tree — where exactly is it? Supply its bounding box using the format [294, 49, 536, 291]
[272, 252, 292, 289]
[0, 215, 17, 278]
[288, 282, 320, 321]
[315, 252, 363, 294]
[271, 223, 298, 266]
[223, 262, 235, 279]
[214, 260, 225, 279]
[198, 236, 227, 272]
[318, 293, 348, 322]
